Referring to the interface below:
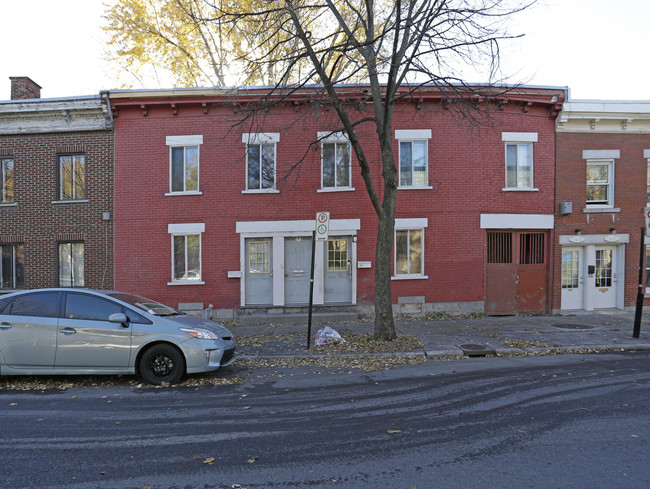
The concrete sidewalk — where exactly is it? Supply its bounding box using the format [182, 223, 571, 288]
[229, 310, 650, 360]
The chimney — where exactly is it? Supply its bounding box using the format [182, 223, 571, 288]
[10, 76, 42, 100]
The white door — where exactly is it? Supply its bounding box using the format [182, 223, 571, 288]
[592, 246, 617, 308]
[324, 237, 353, 303]
[561, 247, 583, 310]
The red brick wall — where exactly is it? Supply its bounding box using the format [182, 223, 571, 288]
[0, 131, 114, 290]
[112, 97, 557, 312]
[553, 132, 648, 310]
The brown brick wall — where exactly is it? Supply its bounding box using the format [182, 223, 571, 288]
[0, 130, 114, 290]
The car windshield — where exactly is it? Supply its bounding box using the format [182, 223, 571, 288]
[107, 292, 180, 316]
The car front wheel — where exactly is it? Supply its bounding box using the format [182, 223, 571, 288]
[139, 344, 185, 385]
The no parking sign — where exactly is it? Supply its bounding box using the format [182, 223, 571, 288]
[316, 211, 330, 241]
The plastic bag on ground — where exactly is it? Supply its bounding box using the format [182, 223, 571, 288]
[314, 326, 346, 345]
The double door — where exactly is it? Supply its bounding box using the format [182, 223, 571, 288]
[244, 236, 353, 306]
[561, 246, 617, 310]
[486, 231, 548, 315]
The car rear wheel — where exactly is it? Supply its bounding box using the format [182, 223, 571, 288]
[139, 344, 185, 385]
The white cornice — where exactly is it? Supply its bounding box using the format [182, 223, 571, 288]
[0, 96, 112, 134]
[557, 99, 650, 133]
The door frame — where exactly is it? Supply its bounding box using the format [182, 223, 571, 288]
[236, 219, 360, 307]
[558, 233, 628, 311]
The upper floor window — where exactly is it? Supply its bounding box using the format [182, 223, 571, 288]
[586, 159, 614, 207]
[1, 157, 14, 203]
[166, 135, 203, 195]
[582, 150, 619, 209]
[58, 242, 84, 287]
[502, 132, 538, 190]
[645, 151, 650, 204]
[393, 218, 428, 280]
[243, 133, 279, 192]
[318, 131, 352, 191]
[58, 154, 85, 200]
[396, 130, 431, 188]
[1, 243, 24, 289]
[168, 223, 204, 285]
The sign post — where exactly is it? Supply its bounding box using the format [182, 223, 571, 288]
[307, 212, 330, 349]
[633, 219, 648, 338]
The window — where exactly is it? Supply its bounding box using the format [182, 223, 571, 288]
[58, 154, 85, 200]
[318, 131, 352, 191]
[168, 223, 204, 284]
[243, 133, 279, 192]
[166, 135, 202, 195]
[502, 132, 538, 190]
[586, 160, 614, 207]
[562, 250, 580, 289]
[396, 130, 431, 188]
[646, 246, 650, 293]
[248, 239, 271, 274]
[8, 292, 60, 317]
[1, 243, 24, 289]
[393, 218, 428, 279]
[65, 293, 122, 321]
[58, 242, 84, 287]
[327, 239, 349, 272]
[1, 157, 14, 203]
[646, 159, 650, 204]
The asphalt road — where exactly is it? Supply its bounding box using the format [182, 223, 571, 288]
[1, 352, 649, 489]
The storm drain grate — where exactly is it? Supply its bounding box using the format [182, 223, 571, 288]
[459, 344, 496, 357]
[552, 323, 594, 330]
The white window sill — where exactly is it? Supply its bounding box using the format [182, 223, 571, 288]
[167, 280, 205, 286]
[317, 187, 355, 193]
[242, 189, 280, 194]
[398, 186, 433, 190]
[0, 202, 17, 207]
[583, 206, 621, 213]
[391, 274, 429, 280]
[165, 191, 203, 196]
[52, 199, 90, 204]
[502, 187, 539, 192]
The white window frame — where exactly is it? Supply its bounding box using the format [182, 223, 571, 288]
[502, 132, 538, 191]
[644, 150, 650, 205]
[317, 131, 354, 192]
[242, 133, 280, 193]
[392, 218, 428, 280]
[168, 223, 205, 285]
[396, 130, 432, 189]
[165, 135, 203, 196]
[586, 159, 615, 208]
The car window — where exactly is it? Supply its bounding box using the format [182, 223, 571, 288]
[124, 307, 151, 325]
[65, 293, 123, 321]
[0, 296, 11, 314]
[9, 292, 60, 317]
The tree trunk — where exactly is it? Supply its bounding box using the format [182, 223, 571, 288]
[374, 210, 397, 340]
[373, 142, 398, 341]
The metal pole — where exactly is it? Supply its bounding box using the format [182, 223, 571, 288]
[307, 230, 316, 349]
[633, 227, 645, 338]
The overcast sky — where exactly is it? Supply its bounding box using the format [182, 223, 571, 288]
[1, 0, 648, 101]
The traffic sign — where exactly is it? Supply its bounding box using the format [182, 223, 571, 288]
[315, 212, 330, 241]
[645, 207, 650, 237]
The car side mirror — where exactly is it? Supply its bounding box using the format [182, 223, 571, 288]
[109, 313, 128, 326]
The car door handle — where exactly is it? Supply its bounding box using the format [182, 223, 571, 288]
[59, 327, 77, 335]
[0, 322, 12, 329]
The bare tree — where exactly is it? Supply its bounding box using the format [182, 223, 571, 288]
[194, 0, 532, 340]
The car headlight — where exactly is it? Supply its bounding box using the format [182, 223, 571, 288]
[180, 327, 221, 340]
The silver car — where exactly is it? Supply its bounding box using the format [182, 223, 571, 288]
[0, 289, 236, 384]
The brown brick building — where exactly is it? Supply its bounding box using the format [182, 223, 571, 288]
[554, 100, 650, 312]
[0, 77, 114, 292]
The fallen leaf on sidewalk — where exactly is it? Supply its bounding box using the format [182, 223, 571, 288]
[247, 455, 259, 463]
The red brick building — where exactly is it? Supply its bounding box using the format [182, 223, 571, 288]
[554, 100, 650, 312]
[109, 85, 565, 318]
[0, 77, 114, 292]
